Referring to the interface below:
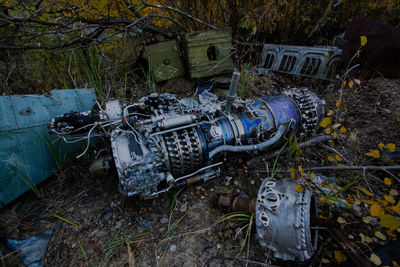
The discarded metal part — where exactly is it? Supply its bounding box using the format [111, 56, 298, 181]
[51, 88, 324, 198]
[2, 229, 52, 267]
[0, 89, 96, 207]
[194, 79, 230, 95]
[256, 178, 317, 261]
[217, 195, 256, 214]
[225, 71, 240, 113]
[145, 40, 186, 82]
[258, 44, 342, 80]
[89, 155, 115, 177]
[184, 28, 234, 78]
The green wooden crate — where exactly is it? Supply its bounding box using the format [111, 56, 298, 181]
[184, 28, 233, 79]
[145, 40, 186, 82]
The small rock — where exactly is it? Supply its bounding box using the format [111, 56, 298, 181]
[250, 180, 255, 185]
[169, 244, 177, 252]
[234, 180, 239, 186]
[114, 220, 122, 230]
[67, 207, 75, 213]
[216, 243, 222, 249]
[138, 220, 152, 228]
[160, 214, 169, 224]
[348, 234, 354, 240]
[225, 241, 233, 250]
[372, 237, 378, 243]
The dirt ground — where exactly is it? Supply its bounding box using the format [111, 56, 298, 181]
[1, 72, 400, 267]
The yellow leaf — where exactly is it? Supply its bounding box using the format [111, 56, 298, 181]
[295, 184, 304, 192]
[337, 217, 346, 224]
[359, 188, 375, 197]
[386, 143, 396, 152]
[336, 98, 341, 107]
[320, 117, 332, 128]
[349, 80, 354, 88]
[370, 253, 382, 266]
[375, 231, 387, 240]
[335, 154, 343, 161]
[310, 172, 316, 179]
[333, 132, 338, 138]
[360, 35, 368, 46]
[226, 189, 233, 194]
[378, 143, 385, 150]
[370, 204, 384, 217]
[298, 165, 304, 177]
[384, 177, 392, 186]
[321, 258, 330, 264]
[328, 109, 334, 116]
[343, 80, 347, 86]
[363, 200, 379, 205]
[384, 195, 396, 204]
[334, 250, 347, 263]
[289, 167, 295, 178]
[394, 260, 399, 267]
[347, 194, 355, 203]
[380, 214, 400, 231]
[327, 155, 334, 162]
[238, 158, 243, 164]
[340, 127, 347, 133]
[365, 149, 380, 159]
[325, 127, 332, 135]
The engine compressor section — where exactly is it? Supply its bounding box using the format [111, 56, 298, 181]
[50, 88, 325, 198]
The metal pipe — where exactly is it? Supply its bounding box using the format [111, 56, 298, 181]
[209, 124, 288, 159]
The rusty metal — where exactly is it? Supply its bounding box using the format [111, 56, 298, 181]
[217, 195, 256, 214]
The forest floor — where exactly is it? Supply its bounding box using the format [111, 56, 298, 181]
[1, 71, 400, 267]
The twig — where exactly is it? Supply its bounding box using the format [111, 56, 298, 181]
[139, 2, 217, 29]
[305, 165, 400, 183]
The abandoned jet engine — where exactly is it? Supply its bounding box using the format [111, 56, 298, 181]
[50, 88, 325, 198]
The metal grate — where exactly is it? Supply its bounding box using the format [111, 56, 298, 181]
[258, 44, 342, 80]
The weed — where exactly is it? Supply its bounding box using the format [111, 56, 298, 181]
[8, 163, 40, 198]
[34, 132, 66, 178]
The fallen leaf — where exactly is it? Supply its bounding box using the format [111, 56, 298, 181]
[335, 154, 343, 161]
[354, 78, 361, 85]
[321, 258, 330, 264]
[337, 217, 347, 224]
[375, 231, 387, 240]
[360, 36, 368, 47]
[334, 250, 347, 263]
[332, 123, 341, 129]
[343, 80, 347, 86]
[289, 167, 295, 178]
[310, 172, 316, 179]
[320, 117, 332, 128]
[380, 214, 400, 231]
[365, 149, 380, 159]
[365, 236, 373, 243]
[327, 155, 334, 162]
[349, 80, 354, 88]
[226, 189, 233, 194]
[384, 195, 396, 204]
[386, 143, 396, 152]
[378, 143, 385, 150]
[347, 194, 355, 203]
[298, 165, 304, 177]
[390, 189, 399, 196]
[295, 184, 304, 192]
[333, 132, 338, 138]
[384, 177, 392, 186]
[328, 109, 334, 116]
[336, 99, 341, 107]
[370, 253, 382, 266]
[394, 260, 399, 267]
[325, 127, 332, 135]
[370, 204, 384, 217]
[359, 188, 375, 197]
[238, 158, 243, 164]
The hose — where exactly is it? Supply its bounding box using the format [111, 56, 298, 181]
[208, 124, 288, 159]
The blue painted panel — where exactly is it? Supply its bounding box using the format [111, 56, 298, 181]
[0, 89, 96, 207]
